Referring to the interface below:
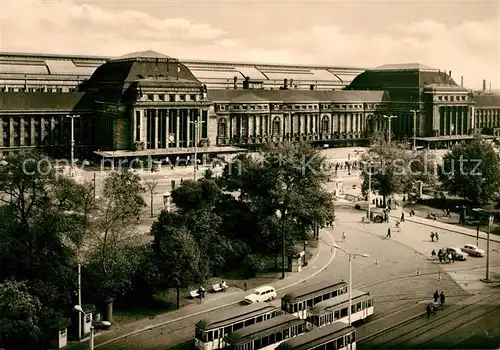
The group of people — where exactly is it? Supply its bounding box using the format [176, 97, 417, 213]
[430, 232, 440, 242]
[426, 290, 446, 317]
[431, 249, 455, 263]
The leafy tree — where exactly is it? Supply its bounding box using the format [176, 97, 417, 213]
[0, 279, 43, 349]
[439, 136, 500, 205]
[83, 169, 147, 305]
[150, 211, 203, 308]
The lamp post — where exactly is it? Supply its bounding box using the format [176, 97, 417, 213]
[473, 209, 494, 282]
[189, 118, 205, 181]
[331, 243, 369, 325]
[73, 305, 110, 350]
[362, 161, 373, 221]
[276, 208, 288, 279]
[382, 115, 398, 143]
[66, 114, 80, 177]
[409, 109, 420, 150]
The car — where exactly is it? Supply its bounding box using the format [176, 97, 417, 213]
[462, 244, 485, 257]
[244, 286, 277, 303]
[443, 247, 468, 261]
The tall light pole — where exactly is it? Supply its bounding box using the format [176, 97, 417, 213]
[383, 115, 397, 143]
[362, 161, 373, 222]
[410, 109, 420, 150]
[66, 114, 80, 177]
[331, 243, 369, 325]
[77, 264, 82, 340]
[189, 117, 205, 181]
[486, 214, 493, 281]
[276, 208, 288, 279]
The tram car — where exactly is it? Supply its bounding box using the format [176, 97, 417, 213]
[276, 322, 356, 350]
[307, 290, 374, 327]
[195, 304, 278, 350]
[224, 314, 308, 350]
[281, 281, 348, 319]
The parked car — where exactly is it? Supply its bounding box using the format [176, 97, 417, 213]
[443, 247, 468, 261]
[244, 286, 277, 303]
[462, 244, 485, 257]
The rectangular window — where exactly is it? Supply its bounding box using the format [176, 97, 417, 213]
[336, 337, 344, 349]
[190, 94, 197, 101]
[159, 94, 165, 101]
[169, 94, 176, 102]
[201, 110, 208, 138]
[179, 95, 186, 101]
[340, 307, 348, 317]
[334, 310, 340, 320]
[207, 331, 213, 341]
[233, 322, 243, 331]
[147, 94, 154, 101]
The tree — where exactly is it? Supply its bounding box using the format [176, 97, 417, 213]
[0, 151, 94, 335]
[151, 212, 203, 308]
[439, 136, 500, 205]
[360, 138, 438, 206]
[83, 169, 147, 306]
[0, 279, 43, 349]
[144, 179, 158, 218]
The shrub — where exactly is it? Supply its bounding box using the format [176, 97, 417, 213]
[243, 254, 265, 277]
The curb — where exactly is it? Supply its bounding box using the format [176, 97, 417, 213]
[95, 230, 337, 348]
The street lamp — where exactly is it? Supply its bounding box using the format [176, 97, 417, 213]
[331, 243, 369, 325]
[66, 114, 80, 177]
[409, 109, 420, 151]
[382, 115, 398, 143]
[276, 208, 288, 279]
[189, 118, 206, 181]
[361, 161, 374, 222]
[73, 305, 110, 350]
[473, 208, 494, 282]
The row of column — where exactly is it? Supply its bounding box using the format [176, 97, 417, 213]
[224, 113, 366, 138]
[439, 106, 469, 136]
[133, 108, 207, 149]
[0, 116, 93, 148]
[475, 109, 500, 129]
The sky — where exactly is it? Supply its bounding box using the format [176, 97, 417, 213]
[0, 0, 499, 89]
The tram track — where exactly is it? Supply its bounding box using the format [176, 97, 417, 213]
[358, 292, 500, 348]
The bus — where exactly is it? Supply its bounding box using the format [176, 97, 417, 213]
[195, 304, 278, 350]
[276, 322, 356, 350]
[224, 314, 307, 350]
[307, 290, 374, 327]
[281, 281, 348, 319]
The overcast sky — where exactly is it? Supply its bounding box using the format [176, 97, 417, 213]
[0, 0, 498, 89]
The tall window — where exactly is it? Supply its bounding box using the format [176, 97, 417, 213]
[321, 116, 330, 133]
[272, 117, 281, 135]
[218, 118, 227, 138]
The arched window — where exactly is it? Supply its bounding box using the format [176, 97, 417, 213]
[217, 118, 227, 138]
[272, 117, 281, 135]
[321, 116, 330, 133]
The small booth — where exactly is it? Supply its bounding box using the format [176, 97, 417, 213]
[49, 318, 71, 349]
[81, 304, 96, 337]
[290, 245, 307, 273]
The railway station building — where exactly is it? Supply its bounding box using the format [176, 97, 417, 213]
[0, 50, 498, 161]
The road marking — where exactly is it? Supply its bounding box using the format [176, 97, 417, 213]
[96, 230, 337, 348]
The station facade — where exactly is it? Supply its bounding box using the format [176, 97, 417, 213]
[0, 51, 499, 160]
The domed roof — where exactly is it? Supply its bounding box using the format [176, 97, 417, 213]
[110, 50, 173, 62]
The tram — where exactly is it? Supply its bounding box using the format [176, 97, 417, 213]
[224, 314, 307, 350]
[307, 290, 374, 327]
[276, 322, 356, 350]
[195, 304, 278, 350]
[281, 281, 348, 319]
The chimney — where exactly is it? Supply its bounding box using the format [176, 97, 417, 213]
[283, 79, 288, 90]
[460, 76, 463, 87]
[483, 79, 486, 92]
[233, 76, 238, 90]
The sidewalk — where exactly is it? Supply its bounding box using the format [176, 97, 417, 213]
[68, 228, 336, 349]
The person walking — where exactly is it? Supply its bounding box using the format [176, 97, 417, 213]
[342, 232, 346, 240]
[438, 250, 443, 263]
[447, 252, 452, 263]
[439, 291, 445, 306]
[451, 252, 455, 263]
[433, 290, 439, 303]
[431, 249, 437, 260]
[401, 212, 405, 222]
[430, 232, 435, 242]
[386, 227, 391, 238]
[426, 303, 432, 318]
[435, 232, 439, 241]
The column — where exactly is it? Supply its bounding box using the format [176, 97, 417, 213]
[229, 116, 233, 140]
[248, 114, 254, 138]
[255, 115, 260, 136]
[186, 110, 191, 146]
[30, 118, 35, 146]
[132, 109, 137, 142]
[9, 117, 15, 147]
[0, 117, 3, 147]
[175, 109, 180, 148]
[165, 109, 170, 149]
[19, 117, 25, 146]
[141, 110, 147, 142]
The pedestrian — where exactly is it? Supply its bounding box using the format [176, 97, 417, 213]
[438, 251, 443, 263]
[433, 290, 439, 303]
[401, 212, 405, 222]
[451, 253, 455, 263]
[244, 282, 247, 291]
[386, 227, 391, 238]
[435, 232, 439, 241]
[430, 232, 434, 242]
[431, 249, 436, 259]
[426, 303, 432, 318]
[447, 252, 452, 263]
[439, 291, 445, 306]
[342, 232, 346, 240]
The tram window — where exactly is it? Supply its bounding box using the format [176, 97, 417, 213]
[328, 313, 333, 323]
[307, 299, 313, 307]
[224, 326, 232, 334]
[336, 337, 344, 349]
[333, 290, 338, 297]
[262, 336, 270, 347]
[270, 333, 276, 343]
[334, 310, 340, 319]
[340, 307, 348, 317]
[245, 318, 255, 326]
[314, 296, 322, 304]
[276, 331, 283, 341]
[234, 322, 243, 331]
[351, 332, 356, 342]
[326, 341, 336, 350]
[284, 329, 290, 338]
[207, 331, 213, 341]
[255, 339, 262, 349]
[357, 302, 362, 311]
[298, 303, 303, 311]
[293, 304, 298, 313]
[257, 315, 263, 322]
